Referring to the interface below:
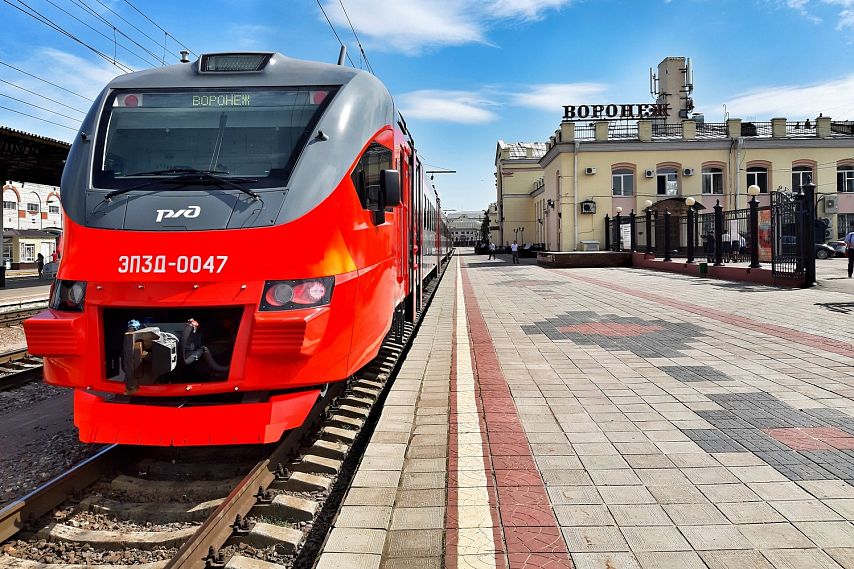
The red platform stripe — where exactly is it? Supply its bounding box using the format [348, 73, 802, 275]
[461, 263, 574, 568]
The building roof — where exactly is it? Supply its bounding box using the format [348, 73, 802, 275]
[446, 210, 486, 220]
[3, 228, 59, 238]
[498, 141, 547, 159]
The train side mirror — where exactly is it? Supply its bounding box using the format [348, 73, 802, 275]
[381, 169, 401, 207]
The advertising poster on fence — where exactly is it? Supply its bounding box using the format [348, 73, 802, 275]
[759, 209, 772, 262]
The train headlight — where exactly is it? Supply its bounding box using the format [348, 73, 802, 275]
[260, 277, 334, 311]
[49, 280, 87, 312]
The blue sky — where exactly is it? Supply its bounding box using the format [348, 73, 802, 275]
[2, 0, 854, 211]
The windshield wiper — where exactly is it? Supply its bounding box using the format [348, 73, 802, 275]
[104, 169, 259, 201]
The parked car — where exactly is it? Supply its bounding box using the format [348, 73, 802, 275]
[780, 237, 836, 259]
[816, 243, 835, 260]
[827, 240, 847, 257]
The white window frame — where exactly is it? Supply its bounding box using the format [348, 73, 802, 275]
[612, 169, 634, 196]
[838, 166, 854, 193]
[20, 243, 35, 262]
[792, 166, 813, 190]
[26, 203, 39, 213]
[746, 167, 768, 193]
[656, 168, 679, 196]
[702, 167, 724, 195]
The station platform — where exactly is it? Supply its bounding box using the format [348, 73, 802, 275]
[316, 253, 854, 569]
[0, 273, 51, 304]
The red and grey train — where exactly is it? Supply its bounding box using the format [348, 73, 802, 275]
[24, 52, 452, 445]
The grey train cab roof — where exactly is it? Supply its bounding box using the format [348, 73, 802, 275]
[61, 52, 397, 231]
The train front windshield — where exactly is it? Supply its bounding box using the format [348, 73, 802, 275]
[93, 88, 336, 190]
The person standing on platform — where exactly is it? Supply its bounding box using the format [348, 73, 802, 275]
[36, 253, 45, 279]
[511, 240, 519, 264]
[488, 241, 496, 260]
[845, 228, 854, 278]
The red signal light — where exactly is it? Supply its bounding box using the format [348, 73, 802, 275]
[124, 94, 139, 107]
[291, 281, 327, 305]
[311, 91, 328, 105]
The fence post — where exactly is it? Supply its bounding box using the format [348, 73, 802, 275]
[714, 199, 724, 266]
[749, 196, 760, 268]
[645, 207, 652, 254]
[604, 214, 611, 251]
[629, 210, 636, 252]
[614, 210, 622, 251]
[663, 209, 672, 262]
[686, 206, 695, 263]
[802, 181, 816, 287]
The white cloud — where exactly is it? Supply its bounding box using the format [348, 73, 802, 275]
[397, 89, 499, 124]
[228, 24, 275, 48]
[0, 48, 120, 141]
[320, 0, 571, 54]
[511, 83, 609, 112]
[718, 75, 854, 120]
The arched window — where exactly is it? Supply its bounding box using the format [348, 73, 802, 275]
[837, 165, 854, 193]
[612, 167, 634, 196]
[792, 165, 814, 189]
[656, 166, 678, 196]
[746, 166, 768, 193]
[702, 167, 724, 195]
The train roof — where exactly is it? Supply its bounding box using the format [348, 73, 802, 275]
[106, 52, 366, 90]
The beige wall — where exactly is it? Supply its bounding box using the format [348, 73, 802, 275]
[541, 144, 854, 250]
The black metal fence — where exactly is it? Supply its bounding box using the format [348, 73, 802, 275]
[604, 185, 817, 286]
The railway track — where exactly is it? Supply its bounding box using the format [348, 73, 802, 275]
[0, 300, 49, 328]
[0, 349, 42, 391]
[0, 257, 451, 569]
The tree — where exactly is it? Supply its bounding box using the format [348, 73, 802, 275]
[480, 211, 490, 243]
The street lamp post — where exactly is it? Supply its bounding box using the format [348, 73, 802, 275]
[685, 197, 696, 263]
[747, 184, 761, 269]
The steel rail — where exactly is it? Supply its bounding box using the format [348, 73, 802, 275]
[0, 348, 42, 391]
[0, 445, 123, 543]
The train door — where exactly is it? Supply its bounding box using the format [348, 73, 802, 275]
[398, 145, 409, 287]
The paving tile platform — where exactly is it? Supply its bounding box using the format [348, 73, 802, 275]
[315, 253, 854, 569]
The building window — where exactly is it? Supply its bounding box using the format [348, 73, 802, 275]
[746, 166, 768, 193]
[20, 243, 35, 262]
[657, 167, 679, 196]
[3, 201, 16, 210]
[702, 167, 724, 194]
[2, 243, 10, 262]
[612, 169, 634, 196]
[839, 213, 854, 239]
[838, 165, 854, 193]
[26, 203, 39, 213]
[792, 165, 813, 189]
[49, 205, 60, 214]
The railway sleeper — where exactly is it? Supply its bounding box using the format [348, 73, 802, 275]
[336, 395, 372, 409]
[250, 494, 317, 523]
[305, 439, 348, 460]
[106, 475, 242, 502]
[326, 414, 363, 430]
[333, 404, 370, 419]
[270, 472, 331, 493]
[79, 496, 223, 523]
[132, 459, 252, 480]
[353, 379, 383, 391]
[36, 523, 197, 550]
[319, 426, 357, 444]
[0, 557, 167, 569]
[223, 555, 285, 569]
[290, 455, 341, 476]
[233, 522, 301, 554]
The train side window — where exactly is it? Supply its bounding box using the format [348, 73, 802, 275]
[351, 142, 392, 224]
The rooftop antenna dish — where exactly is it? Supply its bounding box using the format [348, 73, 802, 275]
[649, 68, 660, 99]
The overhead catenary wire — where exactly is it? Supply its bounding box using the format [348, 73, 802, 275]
[40, 0, 160, 68]
[121, 0, 196, 57]
[0, 60, 92, 101]
[87, 0, 180, 63]
[0, 92, 83, 122]
[2, 0, 134, 73]
[337, 0, 374, 75]
[67, 0, 174, 66]
[0, 79, 87, 114]
[315, 0, 357, 68]
[0, 104, 77, 130]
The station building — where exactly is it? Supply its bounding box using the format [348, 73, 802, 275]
[495, 57, 854, 251]
[447, 210, 486, 246]
[1, 180, 62, 268]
